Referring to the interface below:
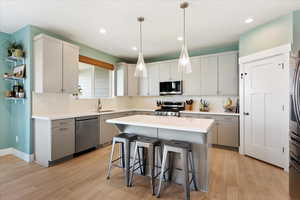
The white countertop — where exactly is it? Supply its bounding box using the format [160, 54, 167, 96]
[106, 115, 215, 133]
[32, 109, 239, 120]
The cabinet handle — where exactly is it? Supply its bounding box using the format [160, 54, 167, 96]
[60, 128, 68, 131]
[243, 112, 250, 116]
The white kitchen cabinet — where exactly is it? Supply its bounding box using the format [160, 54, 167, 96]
[183, 58, 201, 95]
[34, 118, 75, 167]
[115, 63, 138, 96]
[218, 53, 238, 96]
[217, 116, 239, 147]
[159, 62, 171, 82]
[34, 34, 63, 93]
[170, 60, 182, 81]
[127, 64, 139, 96]
[62, 41, 79, 93]
[139, 77, 149, 96]
[201, 56, 218, 95]
[34, 34, 79, 94]
[148, 63, 160, 96]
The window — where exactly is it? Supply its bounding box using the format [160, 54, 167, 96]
[78, 62, 112, 98]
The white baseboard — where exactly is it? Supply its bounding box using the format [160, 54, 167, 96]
[0, 148, 34, 162]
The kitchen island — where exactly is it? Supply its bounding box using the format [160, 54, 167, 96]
[106, 115, 215, 192]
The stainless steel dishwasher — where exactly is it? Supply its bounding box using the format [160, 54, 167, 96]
[75, 115, 99, 153]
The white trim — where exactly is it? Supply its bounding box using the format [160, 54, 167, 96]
[239, 44, 291, 64]
[0, 148, 14, 156]
[0, 148, 34, 163]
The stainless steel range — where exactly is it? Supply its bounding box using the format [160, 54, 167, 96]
[155, 101, 185, 117]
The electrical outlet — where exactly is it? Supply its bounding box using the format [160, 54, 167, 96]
[16, 136, 19, 143]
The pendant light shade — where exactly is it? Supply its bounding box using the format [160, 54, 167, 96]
[134, 17, 147, 77]
[178, 1, 192, 74]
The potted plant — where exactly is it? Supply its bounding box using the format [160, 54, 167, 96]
[8, 42, 24, 58]
[200, 99, 209, 112]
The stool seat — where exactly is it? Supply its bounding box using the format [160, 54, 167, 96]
[164, 140, 192, 151]
[116, 133, 138, 141]
[137, 136, 160, 145]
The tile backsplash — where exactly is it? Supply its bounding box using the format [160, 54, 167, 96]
[32, 92, 238, 114]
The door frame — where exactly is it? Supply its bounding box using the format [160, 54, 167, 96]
[239, 44, 292, 171]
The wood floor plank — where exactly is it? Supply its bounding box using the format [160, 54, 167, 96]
[0, 147, 289, 200]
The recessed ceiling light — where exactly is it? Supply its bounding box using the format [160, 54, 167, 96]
[177, 36, 183, 41]
[245, 18, 254, 24]
[99, 28, 107, 34]
[132, 46, 138, 51]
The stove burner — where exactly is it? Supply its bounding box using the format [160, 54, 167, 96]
[154, 101, 185, 117]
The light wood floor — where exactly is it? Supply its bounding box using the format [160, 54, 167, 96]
[0, 146, 289, 200]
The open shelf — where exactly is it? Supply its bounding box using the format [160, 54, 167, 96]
[6, 56, 25, 63]
[3, 76, 25, 81]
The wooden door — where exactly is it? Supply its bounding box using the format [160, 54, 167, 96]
[201, 56, 218, 95]
[62, 42, 79, 93]
[218, 53, 238, 96]
[244, 55, 287, 167]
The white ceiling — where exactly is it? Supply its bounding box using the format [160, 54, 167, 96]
[1, 0, 300, 60]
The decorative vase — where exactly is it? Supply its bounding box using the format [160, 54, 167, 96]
[13, 49, 24, 58]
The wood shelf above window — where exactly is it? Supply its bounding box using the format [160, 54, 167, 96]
[79, 55, 115, 70]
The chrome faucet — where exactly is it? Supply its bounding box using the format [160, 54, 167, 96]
[97, 99, 102, 113]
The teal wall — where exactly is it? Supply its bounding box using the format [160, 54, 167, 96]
[292, 11, 300, 53]
[145, 42, 239, 63]
[9, 26, 32, 154]
[0, 32, 12, 150]
[239, 14, 293, 57]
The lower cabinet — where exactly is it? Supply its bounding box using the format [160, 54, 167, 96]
[99, 111, 154, 145]
[34, 118, 75, 167]
[180, 113, 239, 148]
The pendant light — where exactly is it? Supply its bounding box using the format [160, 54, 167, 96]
[178, 1, 192, 74]
[134, 17, 147, 77]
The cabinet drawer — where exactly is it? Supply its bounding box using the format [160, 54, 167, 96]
[52, 119, 75, 129]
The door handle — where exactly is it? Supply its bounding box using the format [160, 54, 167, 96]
[243, 112, 250, 116]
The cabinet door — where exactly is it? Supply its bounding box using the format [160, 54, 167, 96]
[115, 64, 128, 96]
[148, 63, 160, 96]
[217, 117, 239, 147]
[218, 53, 238, 96]
[139, 77, 149, 96]
[201, 56, 218, 95]
[38, 36, 63, 93]
[100, 116, 119, 145]
[183, 58, 201, 95]
[211, 124, 218, 144]
[170, 60, 182, 81]
[51, 125, 75, 160]
[62, 42, 79, 93]
[127, 64, 139, 96]
[159, 63, 170, 82]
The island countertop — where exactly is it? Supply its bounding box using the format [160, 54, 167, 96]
[106, 115, 215, 133]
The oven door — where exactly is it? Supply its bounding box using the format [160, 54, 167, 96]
[159, 81, 182, 95]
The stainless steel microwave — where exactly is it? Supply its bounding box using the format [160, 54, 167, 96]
[159, 81, 182, 95]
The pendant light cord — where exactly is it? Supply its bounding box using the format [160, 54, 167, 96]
[139, 20, 142, 54]
[183, 8, 186, 47]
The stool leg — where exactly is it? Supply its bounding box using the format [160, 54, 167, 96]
[137, 147, 143, 175]
[106, 139, 116, 180]
[124, 139, 130, 187]
[182, 149, 190, 200]
[168, 152, 174, 181]
[129, 143, 139, 187]
[156, 147, 168, 198]
[189, 151, 198, 191]
[121, 142, 125, 168]
[159, 146, 166, 181]
[148, 145, 155, 195]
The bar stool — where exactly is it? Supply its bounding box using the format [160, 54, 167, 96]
[156, 140, 198, 200]
[106, 133, 137, 186]
[129, 136, 162, 195]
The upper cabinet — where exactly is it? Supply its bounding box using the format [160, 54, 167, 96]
[34, 34, 79, 94]
[201, 56, 218, 95]
[218, 53, 238, 96]
[115, 51, 238, 97]
[148, 63, 160, 96]
[115, 63, 138, 96]
[183, 58, 201, 95]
